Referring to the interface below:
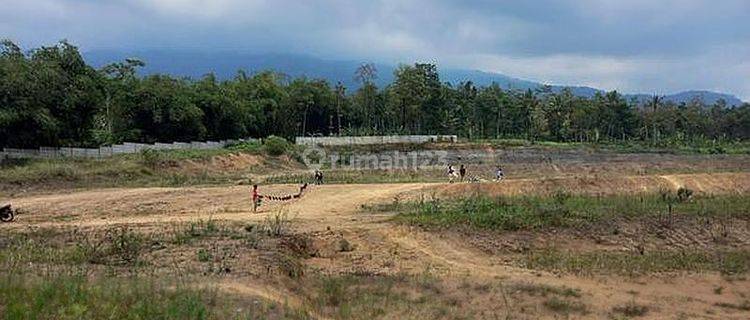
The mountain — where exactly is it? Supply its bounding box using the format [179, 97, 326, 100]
[83, 50, 745, 107]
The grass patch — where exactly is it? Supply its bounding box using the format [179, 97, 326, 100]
[0, 221, 308, 319]
[0, 274, 216, 319]
[521, 249, 750, 276]
[543, 296, 587, 315]
[0, 227, 152, 268]
[714, 300, 750, 311]
[171, 219, 224, 245]
[0, 156, 226, 193]
[197, 249, 213, 262]
[225, 140, 263, 153]
[0, 272, 304, 319]
[300, 273, 466, 319]
[0, 141, 287, 194]
[263, 168, 447, 185]
[510, 282, 581, 298]
[395, 193, 750, 232]
[612, 300, 649, 317]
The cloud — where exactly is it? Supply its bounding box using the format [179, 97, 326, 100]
[133, 0, 258, 19]
[1, 0, 748, 100]
[457, 42, 750, 100]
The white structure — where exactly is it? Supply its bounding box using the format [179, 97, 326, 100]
[1, 138, 258, 159]
[295, 135, 457, 146]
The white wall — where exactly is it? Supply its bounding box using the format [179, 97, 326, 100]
[0, 138, 258, 159]
[295, 135, 457, 146]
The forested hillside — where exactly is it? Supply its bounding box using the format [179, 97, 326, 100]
[2, 40, 749, 148]
[84, 50, 745, 106]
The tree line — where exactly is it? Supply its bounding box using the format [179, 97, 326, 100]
[1, 40, 749, 148]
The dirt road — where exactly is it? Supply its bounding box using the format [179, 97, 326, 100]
[12, 172, 750, 228]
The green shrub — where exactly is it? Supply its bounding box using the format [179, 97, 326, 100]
[109, 228, 144, 264]
[225, 140, 263, 153]
[140, 148, 163, 168]
[197, 249, 212, 262]
[263, 136, 290, 156]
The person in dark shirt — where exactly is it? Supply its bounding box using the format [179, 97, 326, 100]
[459, 164, 466, 182]
[314, 170, 324, 185]
[252, 184, 262, 212]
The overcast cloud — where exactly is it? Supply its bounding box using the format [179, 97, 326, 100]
[1, 0, 748, 99]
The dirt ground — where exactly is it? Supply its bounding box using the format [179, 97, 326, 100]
[4, 167, 750, 319]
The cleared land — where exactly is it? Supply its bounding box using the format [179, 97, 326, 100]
[2, 146, 750, 319]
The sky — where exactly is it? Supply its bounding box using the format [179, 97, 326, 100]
[1, 0, 749, 100]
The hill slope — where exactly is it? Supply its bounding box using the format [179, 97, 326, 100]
[84, 50, 745, 106]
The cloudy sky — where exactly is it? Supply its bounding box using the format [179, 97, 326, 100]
[2, 0, 749, 99]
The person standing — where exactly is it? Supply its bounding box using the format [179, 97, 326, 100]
[314, 170, 324, 185]
[495, 166, 504, 182]
[459, 164, 466, 182]
[448, 165, 457, 183]
[252, 184, 262, 212]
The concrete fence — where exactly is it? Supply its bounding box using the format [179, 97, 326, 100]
[1, 138, 258, 159]
[295, 135, 457, 146]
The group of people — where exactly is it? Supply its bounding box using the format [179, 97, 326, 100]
[251, 182, 310, 212]
[250, 170, 325, 212]
[447, 164, 504, 183]
[251, 165, 504, 212]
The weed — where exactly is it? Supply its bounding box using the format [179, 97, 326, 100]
[299, 273, 460, 319]
[277, 254, 305, 278]
[543, 296, 587, 314]
[338, 238, 354, 252]
[320, 277, 348, 307]
[713, 300, 750, 311]
[262, 210, 293, 237]
[396, 193, 750, 232]
[522, 249, 750, 276]
[510, 282, 581, 298]
[197, 249, 212, 262]
[225, 140, 263, 153]
[0, 273, 296, 319]
[72, 229, 110, 264]
[171, 219, 221, 244]
[612, 300, 649, 317]
[140, 148, 163, 168]
[242, 224, 262, 249]
[107, 227, 145, 266]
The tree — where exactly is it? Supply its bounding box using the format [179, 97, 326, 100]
[544, 88, 575, 141]
[390, 63, 441, 132]
[127, 75, 205, 142]
[193, 73, 254, 140]
[334, 82, 346, 135]
[0, 40, 104, 147]
[2, 39, 747, 148]
[286, 78, 335, 137]
[474, 84, 502, 138]
[98, 58, 145, 144]
[354, 63, 377, 85]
